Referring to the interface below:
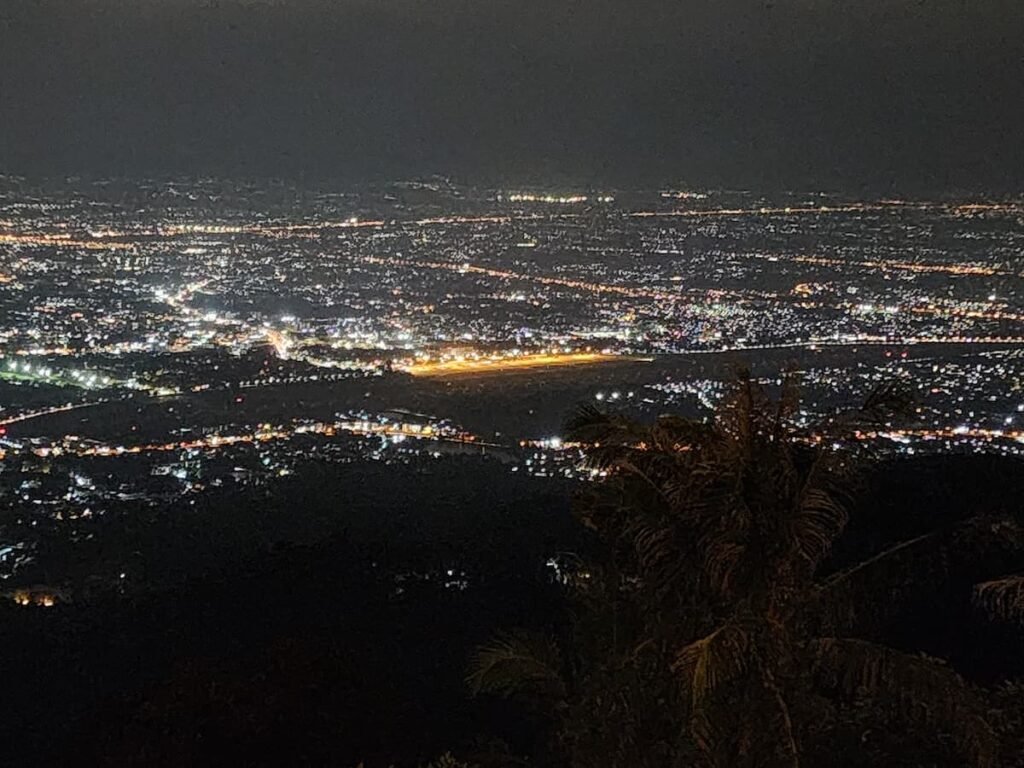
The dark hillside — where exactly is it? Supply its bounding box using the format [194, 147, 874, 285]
[3, 455, 1024, 766]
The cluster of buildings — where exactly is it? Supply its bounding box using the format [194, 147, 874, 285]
[2, 176, 1024, 596]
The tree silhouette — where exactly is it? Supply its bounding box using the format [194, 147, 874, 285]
[471, 369, 1021, 768]
[975, 574, 1024, 628]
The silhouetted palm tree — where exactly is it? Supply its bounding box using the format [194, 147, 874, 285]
[471, 369, 1021, 768]
[975, 575, 1024, 623]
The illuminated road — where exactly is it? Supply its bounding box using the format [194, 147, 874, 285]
[628, 201, 1023, 219]
[402, 352, 651, 377]
[739, 251, 1010, 278]
[361, 256, 687, 302]
[0, 400, 108, 427]
[360, 248, 1024, 330]
[859, 426, 1024, 445]
[676, 335, 1024, 355]
[21, 418, 492, 459]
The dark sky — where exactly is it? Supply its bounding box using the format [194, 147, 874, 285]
[2, 0, 1023, 192]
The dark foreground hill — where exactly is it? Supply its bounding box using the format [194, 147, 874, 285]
[3, 454, 1024, 767]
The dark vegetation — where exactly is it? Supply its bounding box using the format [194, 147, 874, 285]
[1, 459, 577, 766]
[4, 375, 1024, 766]
[471, 375, 1024, 767]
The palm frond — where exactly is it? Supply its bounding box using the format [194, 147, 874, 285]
[630, 517, 678, 577]
[809, 637, 997, 768]
[715, 367, 766, 445]
[773, 369, 803, 440]
[814, 515, 1024, 635]
[793, 489, 848, 563]
[467, 631, 566, 701]
[974, 574, 1024, 623]
[424, 754, 477, 768]
[649, 413, 714, 453]
[565, 404, 648, 447]
[820, 378, 918, 442]
[859, 379, 917, 423]
[755, 659, 801, 768]
[702, 536, 748, 596]
[673, 624, 750, 708]
[674, 623, 753, 762]
[788, 450, 853, 573]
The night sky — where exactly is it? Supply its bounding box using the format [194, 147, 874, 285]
[2, 0, 1022, 191]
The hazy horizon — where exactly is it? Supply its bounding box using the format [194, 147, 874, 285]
[3, 1, 1023, 193]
